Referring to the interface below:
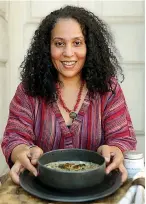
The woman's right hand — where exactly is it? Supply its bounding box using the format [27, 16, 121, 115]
[10, 144, 43, 184]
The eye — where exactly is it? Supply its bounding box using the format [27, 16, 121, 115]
[74, 41, 82, 46]
[55, 41, 65, 47]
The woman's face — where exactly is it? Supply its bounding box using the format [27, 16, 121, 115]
[51, 18, 87, 79]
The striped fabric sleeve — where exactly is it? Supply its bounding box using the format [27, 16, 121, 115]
[1, 83, 35, 168]
[101, 79, 137, 152]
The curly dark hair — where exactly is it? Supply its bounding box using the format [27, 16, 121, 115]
[20, 5, 124, 103]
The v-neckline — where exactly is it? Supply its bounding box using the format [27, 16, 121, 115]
[53, 91, 90, 133]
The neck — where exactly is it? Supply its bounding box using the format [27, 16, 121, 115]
[58, 74, 82, 89]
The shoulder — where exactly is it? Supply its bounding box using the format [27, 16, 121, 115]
[11, 83, 26, 100]
[109, 77, 120, 92]
[15, 82, 25, 94]
[101, 78, 122, 98]
[92, 78, 122, 100]
[99, 78, 124, 110]
[12, 83, 39, 106]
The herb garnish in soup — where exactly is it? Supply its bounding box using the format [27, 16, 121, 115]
[45, 161, 99, 171]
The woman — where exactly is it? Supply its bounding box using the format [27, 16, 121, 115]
[1, 5, 137, 184]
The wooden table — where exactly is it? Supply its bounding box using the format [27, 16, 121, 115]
[0, 173, 132, 204]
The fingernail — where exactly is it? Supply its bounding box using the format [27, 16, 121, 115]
[105, 157, 110, 162]
[33, 172, 37, 177]
[110, 152, 115, 156]
[106, 169, 110, 174]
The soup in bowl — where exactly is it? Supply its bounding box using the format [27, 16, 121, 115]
[37, 149, 105, 190]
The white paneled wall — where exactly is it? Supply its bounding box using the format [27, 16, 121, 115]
[121, 64, 145, 133]
[0, 0, 145, 175]
[0, 1, 9, 175]
[77, 1, 102, 15]
[30, 1, 78, 18]
[102, 1, 144, 17]
[110, 23, 144, 62]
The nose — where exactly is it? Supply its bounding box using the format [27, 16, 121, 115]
[63, 44, 74, 57]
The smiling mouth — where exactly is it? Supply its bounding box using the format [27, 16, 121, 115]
[61, 61, 77, 67]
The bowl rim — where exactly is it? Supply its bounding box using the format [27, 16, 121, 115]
[38, 148, 105, 174]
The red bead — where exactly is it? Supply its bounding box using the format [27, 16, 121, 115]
[56, 81, 85, 116]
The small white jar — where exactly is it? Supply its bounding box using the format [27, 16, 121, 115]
[124, 151, 144, 179]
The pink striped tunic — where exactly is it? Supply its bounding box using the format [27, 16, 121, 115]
[1, 79, 137, 167]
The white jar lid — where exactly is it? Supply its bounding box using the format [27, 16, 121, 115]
[124, 150, 143, 159]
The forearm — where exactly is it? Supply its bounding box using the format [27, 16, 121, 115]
[105, 134, 137, 152]
[1, 137, 33, 168]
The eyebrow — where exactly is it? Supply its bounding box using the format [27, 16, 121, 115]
[52, 36, 84, 41]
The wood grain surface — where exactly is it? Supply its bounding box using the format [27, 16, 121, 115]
[0, 174, 132, 204]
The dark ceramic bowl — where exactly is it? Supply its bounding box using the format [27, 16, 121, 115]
[37, 149, 105, 190]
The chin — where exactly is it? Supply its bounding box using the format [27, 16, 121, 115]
[63, 73, 80, 78]
[60, 70, 81, 78]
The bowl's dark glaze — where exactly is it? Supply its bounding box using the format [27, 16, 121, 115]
[37, 149, 105, 190]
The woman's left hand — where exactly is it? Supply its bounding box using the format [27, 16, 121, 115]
[97, 145, 127, 183]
